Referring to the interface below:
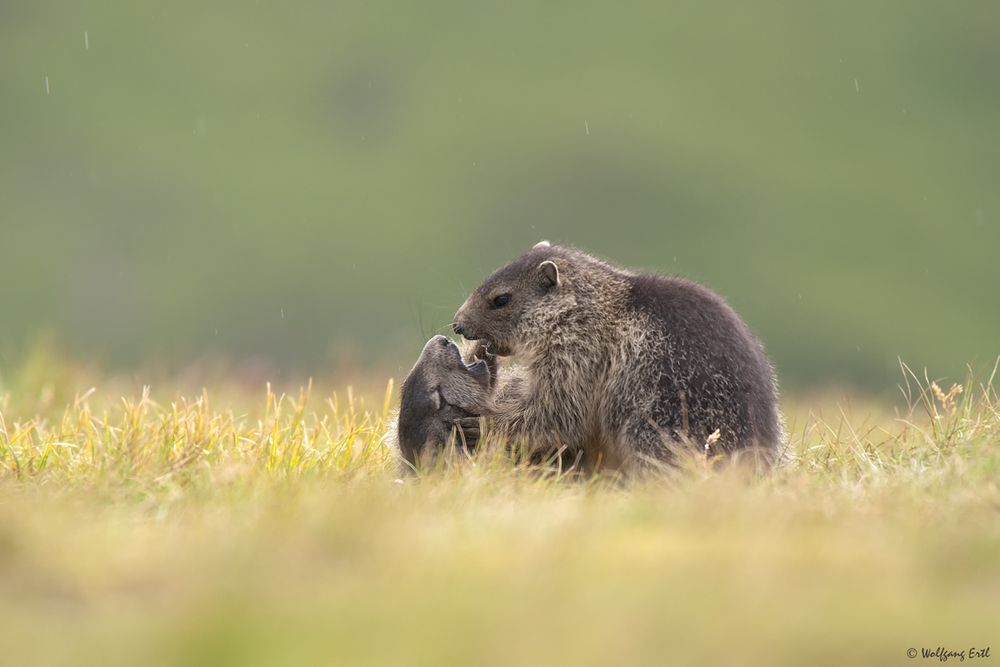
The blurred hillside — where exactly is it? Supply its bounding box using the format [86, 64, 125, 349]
[1, 0, 997, 388]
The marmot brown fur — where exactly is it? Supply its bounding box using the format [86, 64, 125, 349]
[452, 242, 784, 472]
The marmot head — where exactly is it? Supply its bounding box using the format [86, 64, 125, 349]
[397, 335, 493, 468]
[453, 241, 573, 358]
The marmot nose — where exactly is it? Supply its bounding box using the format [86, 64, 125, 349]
[453, 323, 466, 337]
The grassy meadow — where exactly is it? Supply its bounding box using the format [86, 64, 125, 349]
[4, 1, 999, 664]
[1, 358, 997, 666]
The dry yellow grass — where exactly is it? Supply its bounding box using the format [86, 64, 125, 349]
[1, 361, 998, 666]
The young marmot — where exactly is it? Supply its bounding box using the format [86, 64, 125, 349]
[393, 335, 495, 470]
[452, 242, 784, 471]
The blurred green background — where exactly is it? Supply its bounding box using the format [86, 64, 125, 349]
[1, 0, 997, 388]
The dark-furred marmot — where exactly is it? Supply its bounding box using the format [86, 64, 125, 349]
[452, 242, 784, 471]
[394, 335, 495, 469]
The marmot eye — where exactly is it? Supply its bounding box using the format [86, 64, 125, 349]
[492, 294, 512, 308]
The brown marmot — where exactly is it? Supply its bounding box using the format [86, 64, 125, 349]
[452, 242, 784, 472]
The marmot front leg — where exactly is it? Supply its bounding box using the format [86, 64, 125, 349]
[489, 381, 587, 466]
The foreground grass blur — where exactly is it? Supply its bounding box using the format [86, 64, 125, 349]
[0, 362, 998, 666]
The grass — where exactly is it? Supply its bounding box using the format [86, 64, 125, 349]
[0, 361, 998, 666]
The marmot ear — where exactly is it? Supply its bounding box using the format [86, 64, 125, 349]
[533, 240, 551, 250]
[539, 260, 560, 288]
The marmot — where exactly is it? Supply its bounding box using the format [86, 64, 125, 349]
[394, 335, 495, 469]
[452, 242, 784, 471]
